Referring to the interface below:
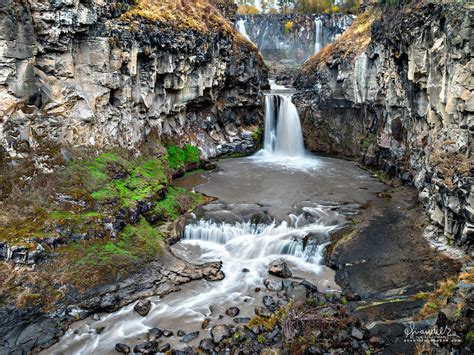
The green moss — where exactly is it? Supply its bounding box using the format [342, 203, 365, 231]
[252, 127, 263, 143]
[150, 186, 204, 222]
[415, 292, 428, 300]
[166, 144, 200, 170]
[466, 331, 474, 344]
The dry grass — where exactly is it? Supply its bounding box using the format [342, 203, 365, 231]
[429, 150, 470, 190]
[121, 0, 233, 33]
[418, 277, 457, 318]
[302, 8, 381, 73]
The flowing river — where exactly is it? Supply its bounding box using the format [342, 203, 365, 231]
[46, 84, 386, 354]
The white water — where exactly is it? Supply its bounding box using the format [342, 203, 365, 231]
[236, 19, 251, 42]
[314, 18, 323, 54]
[252, 81, 320, 170]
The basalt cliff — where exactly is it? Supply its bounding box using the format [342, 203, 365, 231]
[295, 2, 473, 253]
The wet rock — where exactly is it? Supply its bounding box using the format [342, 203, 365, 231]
[268, 260, 292, 278]
[115, 343, 130, 353]
[226, 307, 240, 317]
[206, 270, 225, 281]
[158, 343, 171, 352]
[148, 328, 163, 342]
[233, 317, 251, 324]
[301, 280, 318, 293]
[351, 327, 365, 340]
[180, 331, 199, 343]
[264, 278, 283, 292]
[255, 287, 261, 292]
[263, 295, 278, 311]
[96, 326, 105, 334]
[133, 341, 157, 354]
[286, 283, 307, 301]
[92, 313, 100, 321]
[242, 268, 250, 273]
[267, 327, 280, 340]
[211, 324, 231, 343]
[134, 300, 151, 317]
[201, 318, 210, 329]
[163, 330, 173, 337]
[235, 325, 257, 340]
[251, 325, 263, 335]
[177, 330, 186, 337]
[198, 338, 214, 352]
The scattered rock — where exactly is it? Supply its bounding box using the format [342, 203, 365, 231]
[133, 300, 151, 317]
[226, 307, 240, 317]
[96, 326, 105, 334]
[180, 331, 199, 343]
[351, 327, 364, 340]
[233, 317, 251, 324]
[255, 305, 272, 317]
[264, 278, 283, 292]
[158, 343, 171, 352]
[286, 283, 307, 301]
[133, 341, 157, 354]
[115, 343, 130, 353]
[242, 268, 250, 273]
[163, 330, 173, 337]
[201, 318, 210, 329]
[177, 330, 186, 337]
[268, 260, 292, 278]
[148, 328, 162, 342]
[263, 295, 278, 310]
[92, 313, 100, 321]
[211, 324, 231, 343]
[198, 338, 214, 352]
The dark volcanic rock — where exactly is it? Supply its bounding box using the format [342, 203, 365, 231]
[198, 338, 214, 352]
[148, 327, 163, 342]
[133, 341, 157, 354]
[226, 307, 240, 317]
[180, 331, 199, 343]
[268, 260, 292, 278]
[134, 300, 151, 317]
[115, 343, 130, 353]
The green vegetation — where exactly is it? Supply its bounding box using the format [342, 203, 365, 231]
[237, 0, 360, 14]
[149, 186, 205, 221]
[251, 127, 263, 144]
[166, 144, 201, 171]
[466, 331, 474, 344]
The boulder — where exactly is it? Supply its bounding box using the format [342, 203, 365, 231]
[133, 300, 151, 317]
[148, 328, 162, 342]
[268, 260, 292, 278]
[211, 324, 231, 343]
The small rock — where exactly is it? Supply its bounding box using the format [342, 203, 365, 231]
[267, 327, 280, 340]
[201, 318, 210, 329]
[158, 343, 170, 352]
[96, 327, 105, 334]
[211, 324, 231, 343]
[264, 278, 283, 291]
[351, 339, 360, 349]
[226, 307, 240, 317]
[268, 260, 292, 278]
[163, 330, 173, 337]
[251, 325, 262, 335]
[177, 330, 186, 337]
[148, 328, 163, 342]
[351, 327, 365, 340]
[233, 317, 251, 324]
[369, 336, 385, 345]
[181, 331, 199, 343]
[134, 300, 151, 317]
[133, 341, 156, 354]
[115, 343, 130, 353]
[198, 338, 214, 352]
[242, 268, 250, 273]
[255, 287, 261, 292]
[263, 295, 278, 310]
[286, 283, 307, 301]
[92, 313, 101, 321]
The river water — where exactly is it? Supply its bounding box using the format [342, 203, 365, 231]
[46, 87, 385, 354]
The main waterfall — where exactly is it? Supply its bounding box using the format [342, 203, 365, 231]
[259, 82, 306, 158]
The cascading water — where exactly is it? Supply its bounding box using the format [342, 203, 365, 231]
[314, 18, 323, 54]
[236, 18, 251, 42]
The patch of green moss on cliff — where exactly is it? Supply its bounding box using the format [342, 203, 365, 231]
[166, 144, 200, 171]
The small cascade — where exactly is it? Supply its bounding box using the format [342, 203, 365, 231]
[314, 18, 323, 54]
[236, 18, 251, 42]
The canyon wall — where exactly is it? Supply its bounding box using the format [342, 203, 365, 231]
[237, 14, 354, 64]
[295, 3, 473, 252]
[0, 0, 268, 162]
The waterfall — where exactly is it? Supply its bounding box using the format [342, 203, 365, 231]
[236, 19, 251, 42]
[314, 18, 323, 54]
[260, 82, 305, 158]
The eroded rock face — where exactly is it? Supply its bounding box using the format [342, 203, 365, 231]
[0, 0, 267, 160]
[295, 3, 472, 252]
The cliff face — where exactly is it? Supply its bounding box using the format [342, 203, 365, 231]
[295, 3, 473, 252]
[0, 0, 267, 161]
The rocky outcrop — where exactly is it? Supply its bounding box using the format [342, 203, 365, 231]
[295, 3, 472, 252]
[237, 13, 354, 64]
[0, 0, 267, 161]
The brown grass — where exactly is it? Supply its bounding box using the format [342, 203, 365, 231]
[429, 150, 470, 190]
[121, 0, 233, 33]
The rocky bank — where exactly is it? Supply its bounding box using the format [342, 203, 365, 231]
[295, 2, 473, 253]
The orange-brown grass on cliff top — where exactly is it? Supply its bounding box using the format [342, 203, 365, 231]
[122, 0, 233, 33]
[302, 8, 381, 73]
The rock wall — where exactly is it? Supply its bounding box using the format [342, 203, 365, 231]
[0, 0, 268, 162]
[295, 3, 473, 252]
[237, 14, 354, 64]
